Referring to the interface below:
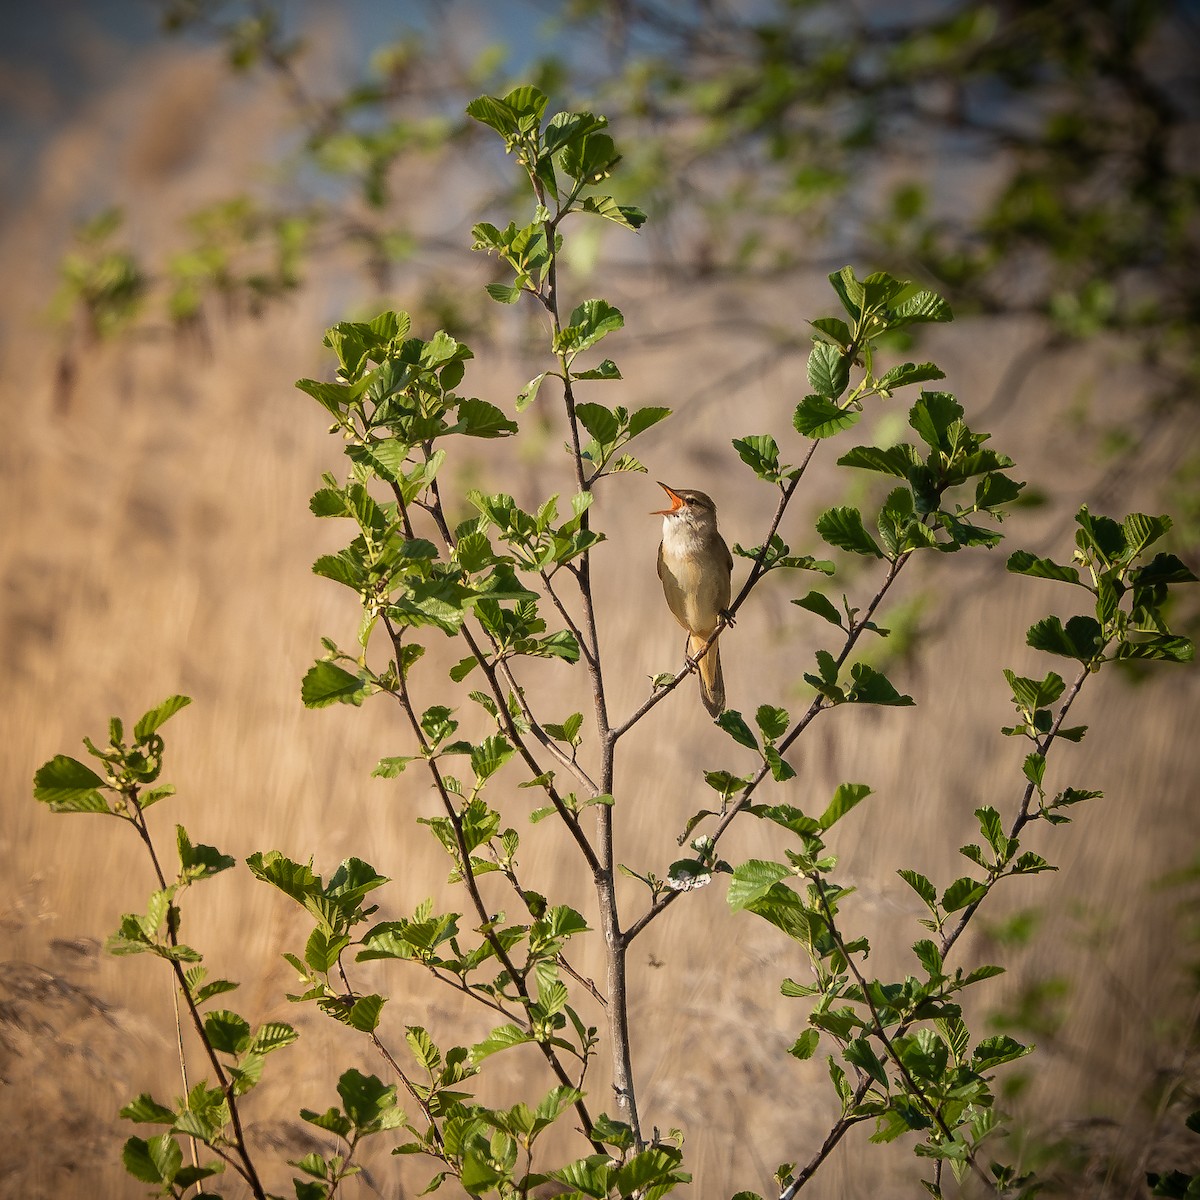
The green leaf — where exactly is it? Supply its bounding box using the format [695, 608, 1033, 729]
[1003, 668, 1066, 711]
[454, 397, 518, 438]
[792, 591, 844, 627]
[819, 783, 872, 830]
[252, 1021, 299, 1055]
[898, 869, 937, 908]
[1007, 551, 1081, 585]
[306, 928, 351, 973]
[817, 507, 883, 558]
[471, 1023, 532, 1063]
[575, 402, 621, 445]
[1133, 552, 1198, 586]
[338, 1068, 401, 1131]
[347, 993, 386, 1033]
[177, 827, 236, 880]
[1116, 634, 1194, 663]
[837, 443, 922, 477]
[727, 860, 790, 912]
[789, 1029, 821, 1060]
[204, 1010, 251, 1055]
[573, 359, 623, 382]
[877, 362, 945, 393]
[33, 755, 109, 813]
[123, 1134, 177, 1185]
[295, 376, 368, 419]
[302, 661, 370, 708]
[733, 434, 783, 483]
[628, 405, 671, 436]
[471, 734, 515, 784]
[908, 391, 964, 450]
[793, 394, 860, 439]
[717, 709, 758, 750]
[844, 1037, 888, 1086]
[941, 877, 987, 913]
[807, 341, 850, 399]
[560, 130, 619, 183]
[755, 705, 790, 741]
[828, 265, 866, 319]
[578, 195, 647, 229]
[121, 1094, 177, 1125]
[134, 695, 192, 740]
[890, 289, 952, 326]
[556, 299, 624, 355]
[516, 372, 548, 411]
[372, 755, 417, 778]
[485, 281, 522, 304]
[810, 315, 852, 348]
[1026, 615, 1105, 662]
[847, 662, 913, 706]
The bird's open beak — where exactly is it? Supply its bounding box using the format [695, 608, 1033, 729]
[651, 482, 686, 516]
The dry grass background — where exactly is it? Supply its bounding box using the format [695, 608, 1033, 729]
[2, 17, 1199, 1200]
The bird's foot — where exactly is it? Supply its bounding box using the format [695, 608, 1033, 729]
[719, 608, 736, 627]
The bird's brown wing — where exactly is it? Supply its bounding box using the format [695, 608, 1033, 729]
[657, 540, 666, 582]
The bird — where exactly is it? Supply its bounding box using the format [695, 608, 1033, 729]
[653, 482, 734, 717]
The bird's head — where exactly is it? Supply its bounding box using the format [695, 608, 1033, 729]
[652, 483, 719, 530]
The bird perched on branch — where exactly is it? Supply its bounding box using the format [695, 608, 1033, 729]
[653, 482, 733, 717]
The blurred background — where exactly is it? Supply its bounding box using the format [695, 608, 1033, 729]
[3, 1, 1200, 1196]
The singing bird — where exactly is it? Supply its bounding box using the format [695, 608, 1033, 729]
[653, 482, 734, 717]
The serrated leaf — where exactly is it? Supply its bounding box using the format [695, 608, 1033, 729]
[454, 397, 518, 438]
[302, 661, 370, 708]
[716, 709, 758, 750]
[733, 434, 783, 483]
[134, 695, 192, 740]
[121, 1094, 177, 1125]
[792, 591, 844, 627]
[793, 394, 860, 439]
[1007, 551, 1081, 584]
[789, 1029, 820, 1059]
[898, 869, 937, 907]
[470, 1023, 531, 1063]
[33, 755, 109, 813]
[877, 362, 945, 392]
[941, 877, 987, 913]
[807, 341, 850, 399]
[818, 783, 872, 829]
[727, 860, 790, 911]
[817, 507, 883, 558]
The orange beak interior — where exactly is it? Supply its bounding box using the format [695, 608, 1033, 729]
[651, 482, 685, 516]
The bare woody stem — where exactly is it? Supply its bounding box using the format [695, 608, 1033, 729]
[526, 170, 643, 1145]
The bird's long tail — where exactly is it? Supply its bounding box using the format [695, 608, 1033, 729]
[689, 632, 725, 717]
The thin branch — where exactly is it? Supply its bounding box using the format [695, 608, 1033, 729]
[333, 961, 450, 1155]
[782, 660, 1095, 1194]
[811, 876, 996, 1193]
[126, 800, 267, 1199]
[625, 552, 910, 943]
[384, 613, 604, 1152]
[939, 663, 1090, 959]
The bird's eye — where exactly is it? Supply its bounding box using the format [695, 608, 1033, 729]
[684, 497, 695, 506]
